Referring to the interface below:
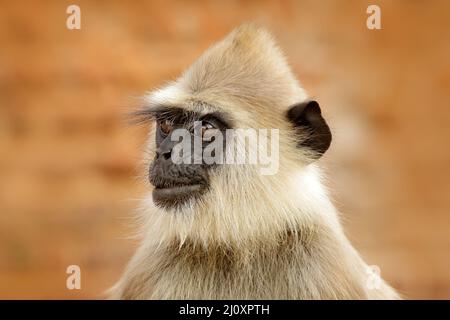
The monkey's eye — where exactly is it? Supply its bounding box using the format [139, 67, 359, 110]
[158, 120, 173, 135]
[201, 121, 219, 142]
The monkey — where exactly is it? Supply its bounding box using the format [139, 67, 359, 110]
[109, 24, 400, 299]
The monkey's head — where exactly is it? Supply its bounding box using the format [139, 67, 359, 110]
[136, 25, 332, 243]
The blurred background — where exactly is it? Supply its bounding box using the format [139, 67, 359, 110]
[0, 0, 449, 299]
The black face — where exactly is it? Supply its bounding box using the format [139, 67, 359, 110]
[147, 107, 230, 209]
[133, 100, 330, 209]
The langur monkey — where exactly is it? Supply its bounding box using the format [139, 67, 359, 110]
[110, 24, 400, 299]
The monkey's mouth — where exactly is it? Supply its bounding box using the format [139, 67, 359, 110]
[153, 184, 203, 198]
[151, 180, 207, 208]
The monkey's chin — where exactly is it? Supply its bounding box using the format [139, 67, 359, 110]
[152, 184, 205, 209]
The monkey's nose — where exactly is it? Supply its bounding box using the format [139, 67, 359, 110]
[156, 136, 177, 161]
[156, 149, 172, 161]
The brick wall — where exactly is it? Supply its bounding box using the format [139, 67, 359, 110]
[0, 0, 449, 299]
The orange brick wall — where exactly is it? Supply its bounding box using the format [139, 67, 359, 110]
[0, 0, 449, 299]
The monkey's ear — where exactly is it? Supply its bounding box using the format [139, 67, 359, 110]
[286, 100, 332, 159]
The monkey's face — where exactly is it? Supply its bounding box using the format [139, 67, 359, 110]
[145, 99, 331, 211]
[147, 106, 230, 209]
